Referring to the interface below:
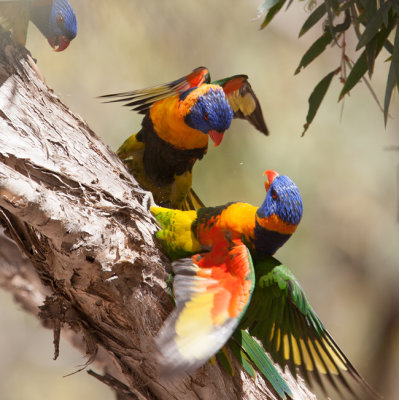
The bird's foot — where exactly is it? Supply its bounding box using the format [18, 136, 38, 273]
[27, 54, 45, 83]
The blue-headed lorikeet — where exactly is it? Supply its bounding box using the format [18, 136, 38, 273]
[151, 170, 378, 399]
[0, 0, 77, 51]
[101, 67, 268, 210]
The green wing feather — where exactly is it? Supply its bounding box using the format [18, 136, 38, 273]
[0, 2, 30, 46]
[240, 256, 379, 399]
[99, 66, 210, 114]
[232, 329, 292, 399]
[213, 75, 269, 135]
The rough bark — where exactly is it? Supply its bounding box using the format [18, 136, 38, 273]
[0, 33, 316, 400]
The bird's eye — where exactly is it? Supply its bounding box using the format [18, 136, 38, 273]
[56, 14, 65, 28]
[271, 189, 278, 200]
[203, 112, 209, 121]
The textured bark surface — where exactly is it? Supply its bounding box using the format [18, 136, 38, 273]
[0, 33, 316, 400]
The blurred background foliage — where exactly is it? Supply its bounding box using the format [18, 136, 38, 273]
[259, 0, 399, 133]
[0, 1, 398, 399]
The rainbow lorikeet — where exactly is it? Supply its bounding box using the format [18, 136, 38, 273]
[151, 171, 377, 399]
[0, 0, 77, 51]
[101, 67, 268, 210]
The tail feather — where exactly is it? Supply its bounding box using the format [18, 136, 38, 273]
[181, 188, 205, 211]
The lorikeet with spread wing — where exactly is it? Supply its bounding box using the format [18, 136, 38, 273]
[0, 0, 77, 51]
[101, 67, 268, 210]
[152, 171, 378, 399]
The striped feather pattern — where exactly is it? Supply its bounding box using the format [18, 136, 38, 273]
[241, 258, 380, 399]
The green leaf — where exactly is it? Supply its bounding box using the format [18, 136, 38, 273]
[260, 0, 286, 29]
[341, 52, 368, 99]
[392, 27, 399, 89]
[384, 39, 394, 55]
[257, 0, 281, 14]
[285, 0, 294, 10]
[380, 0, 390, 27]
[384, 25, 399, 125]
[366, 35, 378, 76]
[299, 3, 327, 37]
[340, 20, 395, 99]
[356, 7, 385, 50]
[234, 330, 292, 399]
[359, 0, 377, 21]
[384, 62, 395, 125]
[295, 31, 333, 75]
[302, 69, 337, 136]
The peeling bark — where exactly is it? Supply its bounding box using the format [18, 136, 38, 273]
[0, 33, 316, 400]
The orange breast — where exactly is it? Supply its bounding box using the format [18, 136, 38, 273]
[197, 203, 257, 247]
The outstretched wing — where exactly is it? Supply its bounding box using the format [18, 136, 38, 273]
[240, 257, 379, 399]
[0, 2, 30, 46]
[213, 75, 268, 135]
[99, 66, 210, 114]
[156, 239, 255, 377]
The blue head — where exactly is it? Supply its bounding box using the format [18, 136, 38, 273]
[253, 170, 303, 256]
[183, 85, 233, 146]
[30, 0, 77, 51]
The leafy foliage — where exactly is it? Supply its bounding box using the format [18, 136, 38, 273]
[258, 0, 399, 134]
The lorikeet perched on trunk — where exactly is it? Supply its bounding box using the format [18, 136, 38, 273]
[0, 0, 77, 51]
[101, 67, 268, 210]
[152, 171, 378, 399]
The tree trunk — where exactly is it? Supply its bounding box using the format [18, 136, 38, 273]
[0, 33, 316, 400]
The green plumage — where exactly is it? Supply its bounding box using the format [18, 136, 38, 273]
[239, 257, 379, 399]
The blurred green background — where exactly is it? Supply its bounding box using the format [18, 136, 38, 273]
[0, 1, 398, 399]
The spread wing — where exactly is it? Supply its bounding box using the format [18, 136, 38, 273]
[240, 257, 379, 399]
[213, 75, 268, 135]
[156, 238, 255, 377]
[0, 2, 30, 46]
[99, 66, 210, 114]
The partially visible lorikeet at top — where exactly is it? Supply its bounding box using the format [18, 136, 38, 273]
[0, 0, 77, 51]
[101, 67, 268, 210]
[151, 170, 379, 400]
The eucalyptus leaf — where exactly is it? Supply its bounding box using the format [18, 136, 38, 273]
[299, 3, 327, 37]
[260, 0, 286, 29]
[384, 59, 396, 125]
[302, 69, 337, 136]
[340, 53, 367, 100]
[391, 25, 399, 89]
[257, 0, 282, 14]
[366, 36, 377, 77]
[295, 31, 332, 75]
[356, 8, 384, 50]
[384, 25, 399, 124]
[340, 22, 394, 99]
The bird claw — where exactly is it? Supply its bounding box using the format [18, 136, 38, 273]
[135, 188, 156, 212]
[27, 54, 45, 83]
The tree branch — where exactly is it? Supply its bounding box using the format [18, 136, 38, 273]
[0, 33, 315, 400]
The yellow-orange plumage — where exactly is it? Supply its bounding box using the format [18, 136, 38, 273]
[102, 68, 269, 210]
[149, 92, 210, 150]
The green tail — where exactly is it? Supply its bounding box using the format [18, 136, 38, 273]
[233, 330, 292, 399]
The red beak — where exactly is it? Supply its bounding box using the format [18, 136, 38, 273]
[48, 36, 71, 52]
[264, 170, 279, 191]
[208, 130, 224, 147]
